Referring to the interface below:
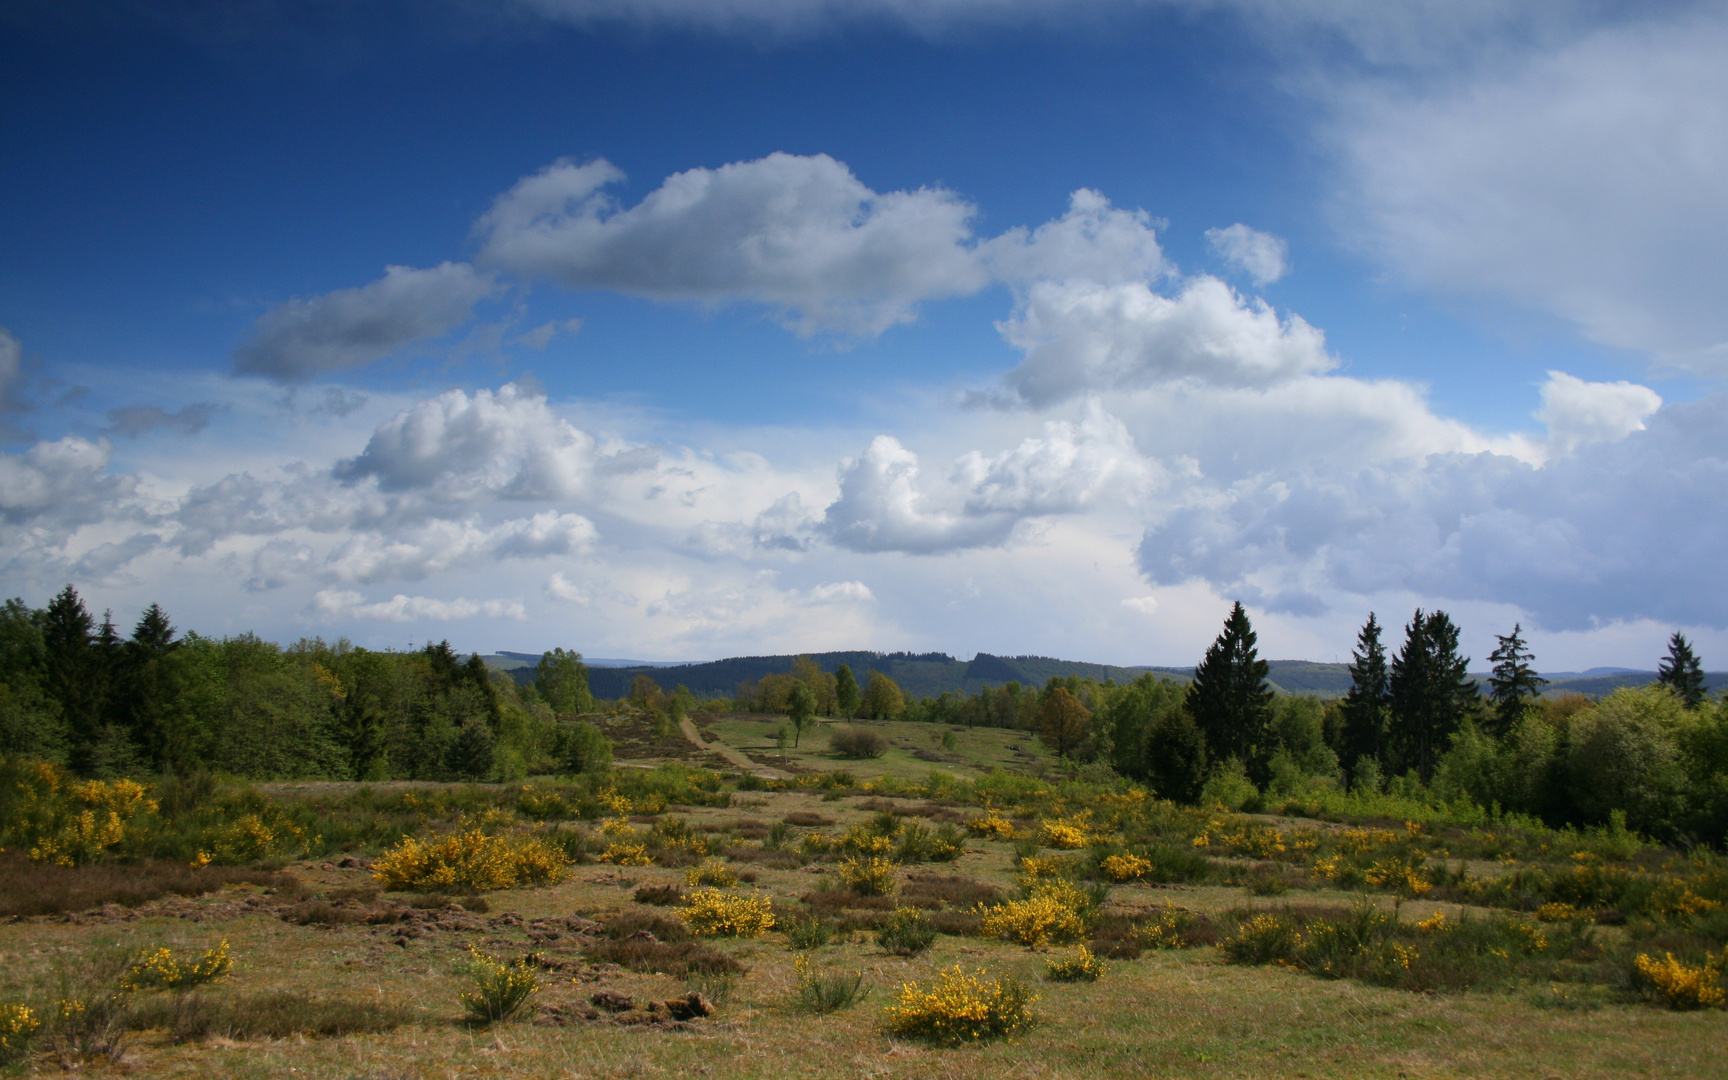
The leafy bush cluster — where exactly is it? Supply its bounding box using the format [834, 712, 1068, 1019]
[884, 966, 1036, 1044]
[680, 889, 776, 937]
[790, 956, 869, 1014]
[978, 880, 1093, 947]
[877, 907, 937, 956]
[1045, 945, 1106, 982]
[459, 949, 540, 1024]
[372, 828, 567, 891]
[1633, 950, 1727, 1010]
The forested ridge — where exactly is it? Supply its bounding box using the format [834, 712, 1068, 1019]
[4, 585, 1728, 847]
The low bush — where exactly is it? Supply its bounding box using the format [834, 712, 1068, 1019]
[902, 873, 1002, 911]
[583, 938, 745, 978]
[837, 856, 899, 897]
[603, 910, 690, 941]
[1633, 951, 1727, 1010]
[1221, 913, 1301, 965]
[977, 881, 1091, 947]
[633, 883, 685, 906]
[786, 915, 833, 950]
[831, 728, 890, 759]
[1045, 945, 1106, 983]
[784, 812, 836, 827]
[877, 908, 937, 956]
[790, 957, 870, 1014]
[459, 949, 540, 1025]
[0, 851, 293, 918]
[123, 940, 231, 993]
[373, 829, 567, 891]
[680, 889, 776, 937]
[129, 990, 415, 1040]
[0, 1003, 40, 1067]
[884, 966, 1036, 1045]
[685, 859, 739, 887]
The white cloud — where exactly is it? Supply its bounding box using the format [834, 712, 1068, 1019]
[1121, 595, 1159, 614]
[1333, 9, 1728, 371]
[1000, 276, 1335, 405]
[312, 589, 528, 622]
[0, 328, 23, 412]
[807, 580, 874, 603]
[0, 436, 134, 529]
[104, 403, 224, 438]
[1205, 223, 1288, 285]
[1537, 371, 1661, 458]
[982, 188, 1166, 286]
[334, 383, 608, 500]
[475, 154, 988, 336]
[235, 263, 497, 381]
[546, 571, 591, 604]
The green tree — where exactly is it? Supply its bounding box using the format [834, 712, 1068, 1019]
[0, 597, 63, 759]
[1037, 686, 1091, 759]
[1388, 609, 1477, 783]
[535, 648, 593, 715]
[629, 673, 663, 713]
[1338, 613, 1391, 786]
[561, 719, 612, 774]
[835, 664, 861, 719]
[1657, 632, 1707, 709]
[787, 682, 817, 747]
[860, 670, 904, 720]
[1185, 601, 1273, 783]
[1485, 622, 1547, 736]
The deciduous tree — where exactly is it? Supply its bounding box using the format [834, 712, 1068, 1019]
[1038, 686, 1091, 759]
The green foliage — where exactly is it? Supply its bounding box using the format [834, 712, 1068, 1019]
[1487, 623, 1547, 736]
[1389, 609, 1478, 783]
[1658, 632, 1707, 710]
[786, 915, 833, 950]
[835, 664, 861, 718]
[1045, 944, 1106, 982]
[877, 907, 937, 956]
[830, 726, 888, 759]
[860, 671, 905, 720]
[790, 957, 870, 1014]
[535, 648, 593, 715]
[459, 949, 540, 1024]
[1187, 602, 1273, 784]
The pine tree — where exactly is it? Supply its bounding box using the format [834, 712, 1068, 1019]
[41, 585, 106, 774]
[834, 664, 860, 719]
[1339, 613, 1391, 786]
[1388, 609, 1477, 782]
[1185, 601, 1273, 782]
[1657, 632, 1706, 709]
[121, 603, 185, 771]
[1485, 623, 1546, 736]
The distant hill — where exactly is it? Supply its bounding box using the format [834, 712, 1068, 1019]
[484, 648, 1724, 704]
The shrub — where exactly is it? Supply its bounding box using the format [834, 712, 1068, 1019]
[1221, 913, 1300, 965]
[1045, 945, 1106, 983]
[1100, 853, 1152, 882]
[680, 889, 776, 937]
[966, 812, 1019, 840]
[784, 812, 836, 827]
[790, 957, 870, 1014]
[1038, 821, 1088, 850]
[0, 1003, 40, 1067]
[459, 949, 540, 1024]
[0, 852, 292, 918]
[786, 915, 833, 950]
[123, 940, 231, 993]
[1634, 952, 1727, 1010]
[600, 842, 653, 866]
[373, 829, 568, 891]
[838, 856, 899, 897]
[884, 966, 1036, 1045]
[686, 859, 739, 887]
[634, 883, 685, 906]
[831, 728, 890, 759]
[585, 938, 744, 977]
[128, 990, 414, 1041]
[978, 881, 1090, 947]
[893, 822, 966, 864]
[877, 908, 938, 957]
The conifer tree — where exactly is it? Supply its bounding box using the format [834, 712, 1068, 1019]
[835, 664, 860, 719]
[1388, 609, 1477, 782]
[1485, 623, 1546, 736]
[1339, 613, 1391, 786]
[42, 585, 105, 773]
[1657, 632, 1706, 709]
[1185, 601, 1273, 781]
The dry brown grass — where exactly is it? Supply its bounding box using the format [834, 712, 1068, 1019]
[0, 851, 293, 917]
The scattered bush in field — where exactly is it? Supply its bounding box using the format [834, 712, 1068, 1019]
[680, 889, 775, 937]
[786, 915, 833, 950]
[877, 907, 937, 956]
[602, 910, 690, 942]
[1633, 952, 1727, 1010]
[966, 812, 1019, 839]
[0, 1003, 40, 1066]
[634, 883, 685, 906]
[686, 859, 739, 887]
[2, 762, 159, 866]
[838, 856, 899, 897]
[902, 873, 1003, 911]
[893, 822, 966, 863]
[373, 829, 567, 891]
[128, 990, 415, 1041]
[1244, 865, 1290, 896]
[0, 852, 292, 918]
[459, 949, 539, 1024]
[1100, 854, 1153, 882]
[40, 941, 138, 1065]
[784, 812, 836, 828]
[1221, 913, 1301, 965]
[123, 940, 231, 993]
[1038, 821, 1089, 850]
[1045, 945, 1106, 983]
[884, 966, 1036, 1045]
[978, 881, 1091, 947]
[831, 728, 890, 759]
[584, 938, 744, 978]
[790, 957, 870, 1014]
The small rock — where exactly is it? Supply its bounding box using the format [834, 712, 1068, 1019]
[662, 992, 714, 1021]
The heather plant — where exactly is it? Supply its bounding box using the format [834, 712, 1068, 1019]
[459, 949, 540, 1024]
[884, 966, 1036, 1045]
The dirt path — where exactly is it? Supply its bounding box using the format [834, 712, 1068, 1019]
[678, 716, 792, 779]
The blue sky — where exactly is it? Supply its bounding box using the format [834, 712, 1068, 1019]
[3, 0, 1725, 670]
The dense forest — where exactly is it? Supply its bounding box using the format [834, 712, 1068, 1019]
[3, 585, 1727, 847]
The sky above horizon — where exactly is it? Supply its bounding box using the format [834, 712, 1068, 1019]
[3, 0, 1726, 671]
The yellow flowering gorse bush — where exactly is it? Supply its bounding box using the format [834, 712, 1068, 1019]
[1099, 853, 1153, 882]
[885, 966, 1036, 1044]
[837, 855, 899, 896]
[1634, 951, 1727, 1010]
[680, 888, 776, 937]
[373, 829, 567, 891]
[123, 940, 231, 992]
[978, 880, 1089, 947]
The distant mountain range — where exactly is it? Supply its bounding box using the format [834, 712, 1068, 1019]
[479, 649, 1727, 702]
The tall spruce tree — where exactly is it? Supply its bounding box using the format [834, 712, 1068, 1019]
[1339, 613, 1391, 786]
[41, 585, 107, 774]
[1657, 632, 1706, 709]
[1185, 601, 1273, 782]
[1388, 609, 1477, 782]
[1485, 623, 1546, 736]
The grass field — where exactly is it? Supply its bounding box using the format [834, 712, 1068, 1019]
[2, 767, 1725, 1078]
[698, 714, 1056, 780]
